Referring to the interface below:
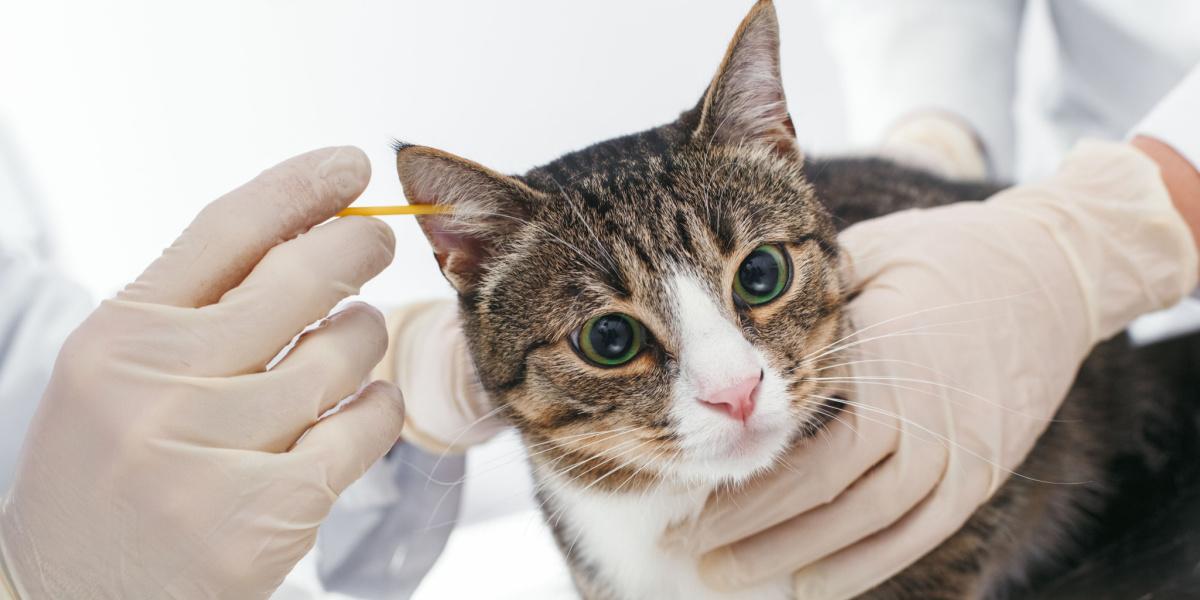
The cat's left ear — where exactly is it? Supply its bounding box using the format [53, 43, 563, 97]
[395, 143, 543, 294]
[693, 0, 799, 161]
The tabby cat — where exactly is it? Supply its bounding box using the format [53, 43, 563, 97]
[394, 1, 1200, 597]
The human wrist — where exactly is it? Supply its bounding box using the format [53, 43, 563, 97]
[988, 140, 1199, 342]
[1131, 135, 1200, 258]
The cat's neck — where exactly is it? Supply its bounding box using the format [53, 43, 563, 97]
[538, 467, 790, 600]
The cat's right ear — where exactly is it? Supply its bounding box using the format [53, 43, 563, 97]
[395, 143, 539, 294]
[691, 0, 799, 161]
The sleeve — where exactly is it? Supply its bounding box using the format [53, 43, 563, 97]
[814, 0, 1026, 177]
[1133, 64, 1200, 172]
[0, 247, 92, 492]
[315, 441, 464, 600]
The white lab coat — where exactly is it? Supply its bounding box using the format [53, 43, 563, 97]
[816, 0, 1200, 343]
[0, 134, 91, 493]
[816, 0, 1200, 180]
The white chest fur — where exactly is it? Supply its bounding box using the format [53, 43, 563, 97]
[546, 476, 792, 600]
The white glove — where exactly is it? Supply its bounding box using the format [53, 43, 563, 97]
[663, 140, 1199, 598]
[876, 112, 990, 180]
[0, 147, 405, 600]
[376, 300, 499, 454]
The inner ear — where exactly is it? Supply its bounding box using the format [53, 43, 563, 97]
[396, 144, 542, 293]
[692, 0, 799, 161]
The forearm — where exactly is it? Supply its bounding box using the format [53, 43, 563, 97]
[1132, 136, 1200, 258]
[1131, 65, 1200, 260]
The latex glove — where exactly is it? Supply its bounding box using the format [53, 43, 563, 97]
[375, 300, 499, 454]
[666, 140, 1199, 598]
[876, 112, 990, 181]
[0, 147, 405, 600]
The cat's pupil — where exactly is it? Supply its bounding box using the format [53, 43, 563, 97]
[739, 249, 780, 296]
[589, 315, 633, 359]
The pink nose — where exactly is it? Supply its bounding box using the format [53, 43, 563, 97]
[699, 373, 761, 423]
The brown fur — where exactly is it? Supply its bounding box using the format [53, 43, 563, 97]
[394, 1, 1200, 598]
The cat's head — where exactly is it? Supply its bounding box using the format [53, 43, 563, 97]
[397, 0, 844, 489]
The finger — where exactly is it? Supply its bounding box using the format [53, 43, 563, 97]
[698, 438, 949, 590]
[200, 215, 396, 374]
[271, 302, 389, 418]
[120, 146, 371, 307]
[290, 380, 406, 494]
[156, 304, 388, 453]
[664, 407, 899, 553]
[835, 209, 926, 292]
[791, 460, 993, 600]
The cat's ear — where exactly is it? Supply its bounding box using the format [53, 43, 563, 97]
[692, 0, 799, 161]
[395, 143, 539, 294]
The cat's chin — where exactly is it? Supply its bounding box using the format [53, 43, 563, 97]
[670, 418, 795, 485]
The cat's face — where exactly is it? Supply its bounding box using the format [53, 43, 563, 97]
[398, 0, 843, 488]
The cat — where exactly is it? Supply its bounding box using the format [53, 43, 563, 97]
[393, 1, 1200, 598]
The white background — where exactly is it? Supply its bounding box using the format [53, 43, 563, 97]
[0, 0, 845, 308]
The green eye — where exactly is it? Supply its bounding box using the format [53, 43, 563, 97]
[733, 244, 791, 306]
[574, 313, 645, 367]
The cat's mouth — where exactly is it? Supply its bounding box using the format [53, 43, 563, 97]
[668, 366, 802, 484]
[715, 419, 791, 458]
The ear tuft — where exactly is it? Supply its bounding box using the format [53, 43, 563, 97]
[396, 145, 538, 293]
[390, 138, 413, 154]
[694, 0, 799, 160]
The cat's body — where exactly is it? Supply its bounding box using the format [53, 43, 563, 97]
[394, 1, 1200, 597]
[524, 151, 1200, 600]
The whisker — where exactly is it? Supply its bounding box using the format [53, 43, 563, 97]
[576, 439, 660, 495]
[804, 326, 976, 366]
[807, 376, 1072, 423]
[424, 427, 656, 529]
[815, 357, 955, 377]
[408, 425, 645, 488]
[611, 446, 672, 495]
[547, 437, 646, 484]
[808, 405, 861, 439]
[425, 402, 508, 491]
[799, 291, 1033, 364]
[810, 394, 1091, 486]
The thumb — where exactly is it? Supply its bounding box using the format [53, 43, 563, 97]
[835, 220, 886, 297]
[291, 380, 405, 494]
[836, 208, 932, 296]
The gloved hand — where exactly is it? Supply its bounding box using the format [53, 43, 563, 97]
[876, 112, 990, 180]
[375, 300, 499, 454]
[665, 140, 1199, 598]
[0, 147, 405, 600]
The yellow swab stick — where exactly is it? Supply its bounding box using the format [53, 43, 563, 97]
[336, 204, 454, 217]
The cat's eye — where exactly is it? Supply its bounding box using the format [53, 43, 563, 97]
[573, 313, 645, 367]
[733, 244, 791, 306]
